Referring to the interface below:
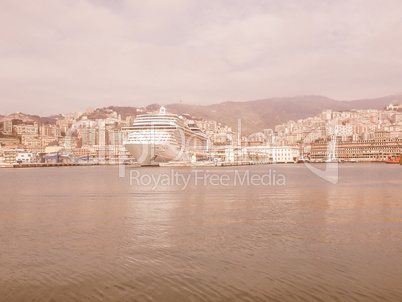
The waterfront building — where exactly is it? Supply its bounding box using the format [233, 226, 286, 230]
[2, 149, 18, 163]
[245, 145, 300, 163]
[16, 152, 36, 163]
[310, 137, 402, 161]
[222, 146, 248, 162]
[270, 146, 300, 163]
[1, 145, 25, 163]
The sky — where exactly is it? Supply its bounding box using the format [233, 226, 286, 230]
[1, 0, 402, 116]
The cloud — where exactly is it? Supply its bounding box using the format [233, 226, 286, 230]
[0, 0, 402, 115]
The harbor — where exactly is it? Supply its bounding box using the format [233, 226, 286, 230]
[2, 105, 402, 168]
[2, 1, 402, 300]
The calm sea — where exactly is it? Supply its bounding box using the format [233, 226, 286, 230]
[0, 164, 401, 301]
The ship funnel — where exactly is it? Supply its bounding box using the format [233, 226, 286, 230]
[159, 106, 166, 114]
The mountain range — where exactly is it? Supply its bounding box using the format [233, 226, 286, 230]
[165, 95, 402, 133]
[2, 95, 402, 134]
[0, 112, 56, 124]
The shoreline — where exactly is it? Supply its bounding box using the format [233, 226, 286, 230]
[1, 161, 399, 168]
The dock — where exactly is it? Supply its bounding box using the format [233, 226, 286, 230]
[0, 163, 100, 168]
[159, 161, 260, 167]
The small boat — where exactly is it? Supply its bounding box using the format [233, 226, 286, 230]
[386, 157, 400, 164]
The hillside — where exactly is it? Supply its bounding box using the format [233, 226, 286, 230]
[166, 95, 402, 134]
[0, 112, 57, 124]
[3, 94, 401, 134]
[347, 95, 402, 110]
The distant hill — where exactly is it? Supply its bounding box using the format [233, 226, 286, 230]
[3, 94, 401, 133]
[76, 95, 402, 133]
[347, 95, 402, 110]
[0, 112, 57, 124]
[165, 95, 402, 134]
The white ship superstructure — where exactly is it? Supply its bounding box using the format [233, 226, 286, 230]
[123, 107, 210, 165]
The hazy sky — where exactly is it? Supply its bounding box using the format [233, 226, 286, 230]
[1, 0, 402, 116]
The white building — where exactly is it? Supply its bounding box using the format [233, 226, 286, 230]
[16, 152, 36, 163]
[271, 146, 299, 163]
[246, 145, 300, 163]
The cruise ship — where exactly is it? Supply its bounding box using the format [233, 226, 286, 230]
[123, 107, 210, 166]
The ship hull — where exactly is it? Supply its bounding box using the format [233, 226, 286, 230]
[124, 142, 189, 166]
[386, 157, 400, 164]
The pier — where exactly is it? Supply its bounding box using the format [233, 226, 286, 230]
[159, 160, 260, 167]
[0, 162, 100, 168]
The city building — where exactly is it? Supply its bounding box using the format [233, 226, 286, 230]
[310, 138, 402, 162]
